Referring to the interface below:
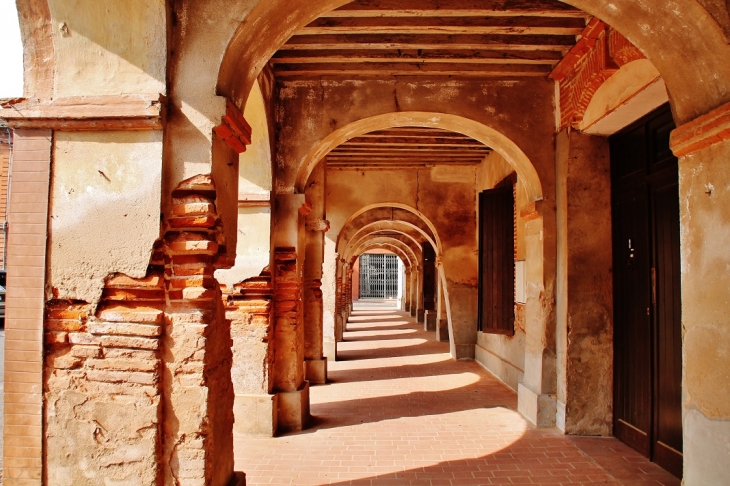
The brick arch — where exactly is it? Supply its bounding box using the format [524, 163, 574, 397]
[351, 238, 417, 270]
[346, 231, 424, 266]
[340, 220, 434, 259]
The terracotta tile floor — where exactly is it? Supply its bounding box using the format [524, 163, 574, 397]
[234, 301, 681, 486]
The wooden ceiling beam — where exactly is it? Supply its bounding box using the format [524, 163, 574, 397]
[271, 49, 563, 64]
[360, 128, 471, 137]
[282, 33, 576, 51]
[340, 139, 487, 146]
[301, 16, 586, 36]
[273, 62, 552, 77]
[325, 0, 586, 18]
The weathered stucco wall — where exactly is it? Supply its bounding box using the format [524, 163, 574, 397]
[679, 139, 730, 484]
[48, 0, 166, 97]
[474, 152, 527, 391]
[215, 207, 271, 287]
[49, 131, 162, 304]
[555, 130, 613, 435]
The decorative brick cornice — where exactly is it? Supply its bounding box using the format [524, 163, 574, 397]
[550, 19, 646, 131]
[214, 100, 252, 153]
[670, 101, 730, 157]
[0, 94, 165, 130]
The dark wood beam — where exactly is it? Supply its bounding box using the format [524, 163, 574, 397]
[325, 0, 586, 18]
[283, 33, 577, 51]
[271, 48, 563, 64]
[302, 16, 586, 36]
[273, 62, 552, 77]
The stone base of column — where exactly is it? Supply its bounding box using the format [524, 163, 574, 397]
[277, 381, 311, 433]
[305, 357, 328, 384]
[437, 318, 449, 341]
[517, 383, 557, 427]
[233, 393, 278, 437]
[405, 302, 411, 312]
[410, 307, 416, 317]
[229, 472, 246, 486]
[417, 308, 425, 323]
[424, 311, 437, 331]
[453, 343, 475, 360]
[323, 340, 336, 361]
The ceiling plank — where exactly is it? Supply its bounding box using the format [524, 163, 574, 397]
[282, 33, 577, 51]
[324, 0, 586, 18]
[271, 49, 563, 64]
[273, 62, 552, 77]
[301, 16, 586, 36]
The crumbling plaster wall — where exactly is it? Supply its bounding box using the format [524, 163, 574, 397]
[474, 152, 527, 391]
[679, 139, 730, 484]
[48, 131, 162, 304]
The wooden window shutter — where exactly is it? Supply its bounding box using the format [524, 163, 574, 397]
[478, 185, 515, 334]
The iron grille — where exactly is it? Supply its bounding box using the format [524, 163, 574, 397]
[359, 254, 399, 299]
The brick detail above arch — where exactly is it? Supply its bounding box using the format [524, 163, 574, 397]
[670, 100, 730, 157]
[550, 18, 646, 131]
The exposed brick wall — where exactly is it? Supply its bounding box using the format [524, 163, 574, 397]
[2, 130, 51, 485]
[0, 129, 10, 268]
[550, 19, 646, 131]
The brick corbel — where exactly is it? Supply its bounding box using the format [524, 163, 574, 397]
[214, 100, 252, 154]
[670, 101, 730, 157]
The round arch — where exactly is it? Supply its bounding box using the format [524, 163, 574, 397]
[351, 241, 415, 270]
[346, 231, 423, 265]
[338, 208, 438, 255]
[216, 0, 730, 125]
[342, 222, 434, 259]
[294, 112, 543, 202]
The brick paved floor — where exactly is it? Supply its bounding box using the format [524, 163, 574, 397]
[234, 301, 681, 485]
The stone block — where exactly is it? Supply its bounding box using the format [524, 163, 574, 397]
[277, 381, 310, 433]
[304, 357, 327, 385]
[517, 383, 556, 427]
[233, 393, 278, 437]
[437, 318, 449, 342]
[323, 340, 336, 362]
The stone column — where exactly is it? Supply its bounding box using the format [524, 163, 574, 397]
[554, 130, 613, 435]
[435, 265, 449, 342]
[670, 103, 730, 484]
[415, 266, 424, 321]
[410, 267, 419, 317]
[334, 257, 345, 343]
[271, 194, 310, 432]
[517, 201, 558, 427]
[321, 238, 337, 361]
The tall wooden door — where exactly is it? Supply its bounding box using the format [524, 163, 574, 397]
[610, 104, 683, 478]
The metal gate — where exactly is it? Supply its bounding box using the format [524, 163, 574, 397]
[359, 254, 399, 299]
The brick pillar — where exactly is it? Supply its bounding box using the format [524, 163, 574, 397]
[226, 270, 276, 436]
[162, 175, 234, 486]
[436, 264, 449, 342]
[271, 194, 310, 433]
[404, 268, 412, 312]
[334, 257, 345, 343]
[2, 129, 50, 485]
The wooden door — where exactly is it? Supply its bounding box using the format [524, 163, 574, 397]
[478, 185, 514, 334]
[610, 104, 682, 478]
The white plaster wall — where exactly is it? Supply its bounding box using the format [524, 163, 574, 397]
[48, 0, 166, 97]
[49, 131, 163, 303]
[215, 207, 271, 287]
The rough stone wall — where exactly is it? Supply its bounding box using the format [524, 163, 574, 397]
[555, 130, 613, 436]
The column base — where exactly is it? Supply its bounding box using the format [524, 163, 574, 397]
[424, 311, 437, 331]
[517, 383, 557, 427]
[233, 393, 278, 437]
[305, 357, 328, 384]
[277, 381, 311, 433]
[405, 302, 411, 312]
[453, 343, 475, 360]
[323, 340, 336, 361]
[229, 472, 246, 486]
[437, 318, 449, 342]
[417, 308, 425, 323]
[410, 307, 416, 317]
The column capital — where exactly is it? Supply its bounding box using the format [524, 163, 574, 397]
[670, 100, 730, 157]
[305, 218, 330, 232]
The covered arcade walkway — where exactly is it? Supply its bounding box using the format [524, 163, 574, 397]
[234, 301, 679, 485]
